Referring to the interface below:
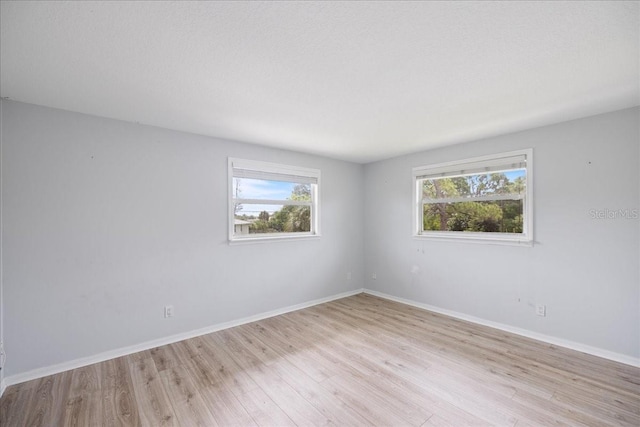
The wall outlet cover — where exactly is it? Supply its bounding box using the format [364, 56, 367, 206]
[164, 305, 174, 318]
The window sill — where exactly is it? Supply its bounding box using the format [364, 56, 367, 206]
[229, 233, 321, 245]
[414, 233, 533, 247]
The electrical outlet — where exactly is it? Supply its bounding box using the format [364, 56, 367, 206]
[536, 304, 546, 317]
[0, 341, 5, 369]
[347, 271, 352, 281]
[372, 273, 377, 280]
[164, 305, 174, 318]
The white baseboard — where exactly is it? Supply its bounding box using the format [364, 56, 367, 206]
[363, 289, 640, 368]
[1, 288, 364, 392]
[0, 377, 6, 398]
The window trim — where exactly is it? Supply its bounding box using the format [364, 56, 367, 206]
[228, 158, 321, 242]
[412, 149, 534, 246]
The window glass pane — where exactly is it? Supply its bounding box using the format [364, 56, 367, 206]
[233, 178, 313, 235]
[422, 169, 525, 200]
[423, 199, 523, 233]
[422, 168, 525, 234]
[233, 178, 311, 201]
[234, 205, 311, 235]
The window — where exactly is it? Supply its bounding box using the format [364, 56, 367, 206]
[228, 158, 320, 241]
[413, 149, 533, 244]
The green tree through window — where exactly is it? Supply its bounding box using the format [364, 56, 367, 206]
[422, 172, 525, 233]
[250, 184, 311, 233]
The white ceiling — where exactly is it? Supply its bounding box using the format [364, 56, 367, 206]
[1, 1, 638, 163]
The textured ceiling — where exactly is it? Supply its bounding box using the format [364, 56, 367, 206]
[1, 1, 638, 163]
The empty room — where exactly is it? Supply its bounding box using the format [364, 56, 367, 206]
[0, 1, 638, 426]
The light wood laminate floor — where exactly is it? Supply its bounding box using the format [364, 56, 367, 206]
[1, 293, 639, 426]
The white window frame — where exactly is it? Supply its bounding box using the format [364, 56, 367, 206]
[412, 149, 533, 246]
[228, 158, 321, 242]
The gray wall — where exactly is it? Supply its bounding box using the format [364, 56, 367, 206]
[1, 100, 364, 377]
[364, 107, 640, 358]
[2, 101, 638, 380]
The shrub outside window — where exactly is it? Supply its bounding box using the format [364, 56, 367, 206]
[229, 158, 320, 241]
[413, 149, 533, 245]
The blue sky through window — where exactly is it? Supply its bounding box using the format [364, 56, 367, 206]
[233, 178, 307, 215]
[504, 169, 525, 181]
[233, 178, 298, 200]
